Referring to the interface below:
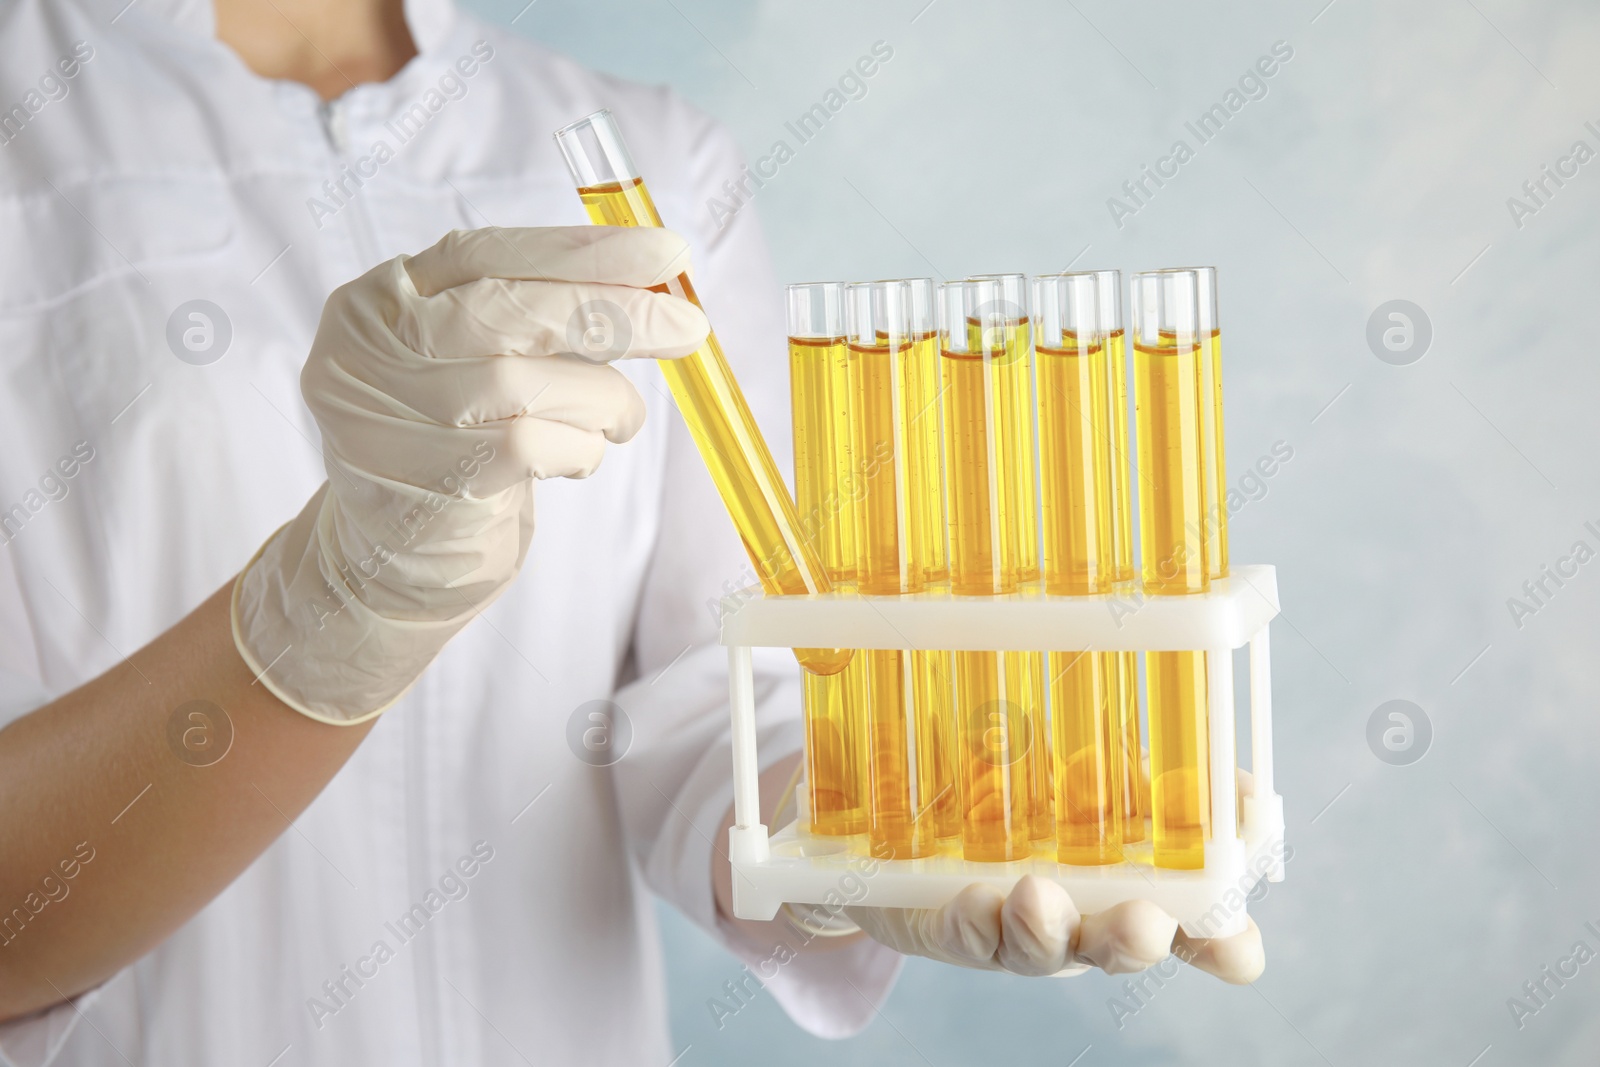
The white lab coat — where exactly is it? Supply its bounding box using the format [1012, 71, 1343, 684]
[0, 0, 898, 1062]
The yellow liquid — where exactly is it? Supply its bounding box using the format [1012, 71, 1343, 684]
[1007, 327, 1041, 586]
[578, 179, 848, 675]
[941, 320, 1035, 595]
[1013, 649, 1052, 841]
[909, 332, 948, 584]
[1132, 335, 1210, 594]
[915, 649, 960, 837]
[952, 651, 1032, 861]
[1100, 330, 1143, 840]
[848, 337, 927, 595]
[1116, 650, 1145, 843]
[788, 337, 857, 578]
[1105, 330, 1134, 582]
[801, 655, 868, 835]
[1050, 650, 1123, 864]
[789, 336, 867, 833]
[1146, 650, 1210, 869]
[1134, 332, 1212, 868]
[942, 320, 1044, 853]
[1036, 334, 1113, 595]
[863, 649, 941, 858]
[1199, 329, 1228, 579]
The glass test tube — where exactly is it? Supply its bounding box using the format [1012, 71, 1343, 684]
[939, 278, 1041, 860]
[554, 110, 850, 677]
[846, 281, 943, 858]
[896, 278, 949, 586]
[973, 274, 1050, 843]
[1149, 268, 1228, 581]
[891, 277, 959, 839]
[787, 283, 867, 836]
[1131, 269, 1212, 870]
[1033, 272, 1122, 864]
[1196, 267, 1228, 579]
[1094, 269, 1145, 844]
[1033, 272, 1113, 596]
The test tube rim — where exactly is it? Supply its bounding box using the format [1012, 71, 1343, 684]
[1142, 266, 1218, 331]
[552, 107, 643, 187]
[874, 277, 938, 336]
[845, 279, 915, 348]
[786, 281, 848, 340]
[1130, 268, 1202, 342]
[1030, 271, 1103, 344]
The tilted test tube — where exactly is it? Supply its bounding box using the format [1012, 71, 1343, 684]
[938, 276, 1048, 860]
[1033, 271, 1123, 864]
[786, 283, 867, 835]
[1131, 269, 1217, 870]
[554, 110, 850, 677]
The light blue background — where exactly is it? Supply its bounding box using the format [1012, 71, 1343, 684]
[462, 1, 1600, 1063]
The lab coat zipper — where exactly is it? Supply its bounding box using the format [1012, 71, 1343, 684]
[315, 94, 442, 1067]
[317, 97, 384, 271]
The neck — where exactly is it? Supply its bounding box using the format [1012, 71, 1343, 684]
[213, 0, 418, 101]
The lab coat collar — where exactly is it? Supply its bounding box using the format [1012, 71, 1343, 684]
[122, 0, 459, 54]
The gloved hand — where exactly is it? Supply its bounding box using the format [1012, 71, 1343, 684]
[233, 226, 709, 723]
[847, 765, 1268, 983]
[848, 876, 1264, 982]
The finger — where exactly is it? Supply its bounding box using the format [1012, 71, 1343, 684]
[370, 354, 648, 441]
[932, 884, 1006, 968]
[395, 275, 709, 364]
[997, 875, 1080, 976]
[404, 226, 693, 296]
[1074, 900, 1178, 975]
[503, 417, 609, 481]
[1173, 917, 1265, 985]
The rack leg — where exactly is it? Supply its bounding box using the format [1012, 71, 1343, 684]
[1247, 625, 1286, 883]
[1201, 646, 1245, 937]
[726, 645, 770, 867]
[1205, 646, 1239, 847]
[1248, 626, 1275, 800]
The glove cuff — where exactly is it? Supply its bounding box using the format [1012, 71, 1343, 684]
[231, 484, 467, 724]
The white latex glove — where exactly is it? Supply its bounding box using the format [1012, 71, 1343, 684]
[233, 226, 709, 723]
[848, 876, 1265, 982]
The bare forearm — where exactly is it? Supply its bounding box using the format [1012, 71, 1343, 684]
[0, 582, 372, 1019]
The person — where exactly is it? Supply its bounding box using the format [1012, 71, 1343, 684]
[0, 0, 1264, 1062]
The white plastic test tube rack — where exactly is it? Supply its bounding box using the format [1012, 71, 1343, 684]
[721, 564, 1287, 938]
